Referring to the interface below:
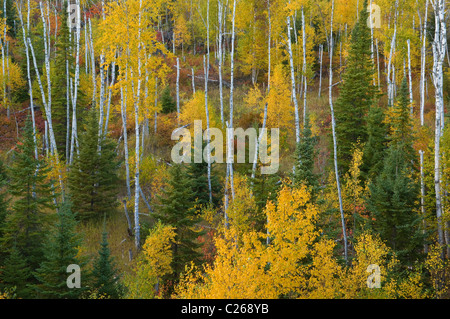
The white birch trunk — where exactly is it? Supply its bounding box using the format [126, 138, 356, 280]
[286, 12, 300, 144]
[302, 7, 307, 126]
[204, 0, 213, 204]
[16, 0, 38, 158]
[329, 0, 348, 264]
[228, 0, 236, 201]
[431, 0, 447, 249]
[407, 39, 413, 113]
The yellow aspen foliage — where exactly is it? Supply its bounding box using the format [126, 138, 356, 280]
[244, 85, 265, 115]
[0, 58, 26, 106]
[45, 154, 67, 195]
[125, 222, 176, 299]
[225, 174, 259, 234]
[265, 64, 293, 142]
[304, 239, 343, 299]
[175, 228, 276, 299]
[425, 243, 449, 298]
[174, 14, 191, 49]
[342, 143, 370, 224]
[341, 232, 398, 298]
[265, 184, 320, 297]
[179, 90, 219, 131]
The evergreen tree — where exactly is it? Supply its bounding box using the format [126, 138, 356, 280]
[367, 146, 425, 266]
[1, 120, 55, 271]
[361, 106, 388, 182]
[0, 246, 31, 298]
[160, 86, 176, 114]
[33, 199, 85, 299]
[91, 229, 124, 299]
[387, 78, 415, 163]
[155, 164, 204, 290]
[334, 0, 378, 173]
[186, 141, 222, 209]
[51, 10, 74, 160]
[292, 115, 319, 199]
[68, 109, 119, 220]
[0, 159, 8, 241]
[51, 10, 86, 160]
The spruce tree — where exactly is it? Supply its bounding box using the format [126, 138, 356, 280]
[334, 0, 378, 173]
[367, 146, 425, 266]
[186, 141, 222, 209]
[160, 86, 176, 114]
[155, 164, 204, 289]
[0, 247, 31, 298]
[361, 106, 388, 182]
[51, 10, 73, 159]
[68, 109, 119, 220]
[292, 115, 319, 199]
[0, 159, 8, 241]
[387, 78, 415, 163]
[91, 229, 124, 299]
[1, 120, 55, 271]
[33, 199, 85, 299]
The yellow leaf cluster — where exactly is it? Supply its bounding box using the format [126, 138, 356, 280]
[125, 222, 176, 299]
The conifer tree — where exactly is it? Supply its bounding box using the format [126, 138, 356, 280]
[292, 115, 319, 200]
[387, 78, 415, 163]
[51, 10, 86, 160]
[0, 246, 31, 298]
[367, 146, 425, 266]
[91, 229, 124, 299]
[155, 164, 204, 291]
[161, 86, 176, 114]
[186, 141, 222, 209]
[51, 10, 73, 159]
[33, 199, 84, 299]
[1, 120, 55, 271]
[334, 0, 378, 173]
[68, 109, 119, 220]
[0, 159, 8, 241]
[361, 106, 388, 182]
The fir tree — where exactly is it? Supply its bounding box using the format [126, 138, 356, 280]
[155, 164, 204, 291]
[160, 86, 176, 114]
[361, 106, 388, 183]
[292, 115, 319, 199]
[334, 0, 378, 173]
[91, 228, 124, 299]
[387, 78, 415, 163]
[0, 159, 8, 241]
[33, 199, 85, 299]
[51, 10, 86, 160]
[0, 246, 31, 298]
[68, 109, 119, 220]
[1, 120, 55, 271]
[186, 141, 222, 209]
[367, 146, 425, 266]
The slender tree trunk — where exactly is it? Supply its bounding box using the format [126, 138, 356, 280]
[286, 10, 300, 144]
[329, 0, 348, 264]
[432, 0, 447, 255]
[318, 43, 323, 98]
[176, 57, 180, 119]
[218, 0, 224, 125]
[419, 0, 429, 254]
[204, 0, 213, 204]
[16, 0, 38, 158]
[387, 0, 399, 107]
[407, 39, 413, 113]
[228, 0, 237, 201]
[302, 6, 307, 126]
[251, 0, 271, 182]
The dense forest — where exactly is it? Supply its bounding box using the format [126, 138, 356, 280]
[0, 0, 449, 299]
